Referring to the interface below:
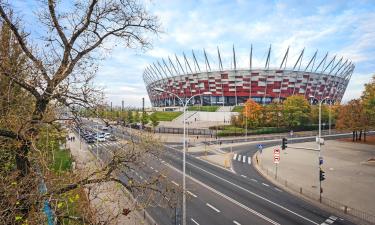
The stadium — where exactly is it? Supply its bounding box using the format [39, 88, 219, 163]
[143, 46, 354, 107]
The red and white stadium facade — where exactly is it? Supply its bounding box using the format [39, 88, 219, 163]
[143, 46, 354, 106]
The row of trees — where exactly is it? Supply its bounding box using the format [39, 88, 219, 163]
[336, 75, 375, 141]
[235, 95, 338, 129]
[235, 75, 375, 141]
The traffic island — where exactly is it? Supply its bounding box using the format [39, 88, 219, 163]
[252, 140, 375, 225]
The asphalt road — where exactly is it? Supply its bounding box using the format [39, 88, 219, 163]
[78, 119, 359, 225]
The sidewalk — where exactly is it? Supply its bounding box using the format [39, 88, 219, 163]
[68, 131, 151, 225]
[254, 140, 375, 223]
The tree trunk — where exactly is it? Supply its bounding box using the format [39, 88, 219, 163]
[15, 142, 31, 176]
[359, 130, 362, 141]
[352, 131, 355, 141]
[364, 130, 367, 142]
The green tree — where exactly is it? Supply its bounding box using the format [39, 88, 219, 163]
[283, 95, 311, 128]
[127, 110, 134, 124]
[141, 111, 149, 126]
[361, 74, 375, 127]
[149, 113, 159, 131]
[134, 111, 140, 123]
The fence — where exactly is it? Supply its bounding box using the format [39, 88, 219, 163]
[155, 126, 214, 136]
[259, 163, 375, 224]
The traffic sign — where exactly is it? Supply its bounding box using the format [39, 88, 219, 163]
[257, 144, 263, 154]
[273, 149, 280, 164]
[319, 156, 323, 165]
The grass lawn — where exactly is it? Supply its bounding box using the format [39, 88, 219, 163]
[152, 111, 183, 121]
[51, 149, 72, 172]
[187, 106, 219, 112]
[232, 106, 244, 112]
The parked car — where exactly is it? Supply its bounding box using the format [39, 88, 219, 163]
[86, 138, 95, 144]
[95, 135, 106, 142]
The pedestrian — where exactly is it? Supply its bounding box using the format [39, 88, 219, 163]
[196, 135, 199, 139]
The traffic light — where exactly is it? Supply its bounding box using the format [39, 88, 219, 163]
[319, 168, 325, 181]
[282, 137, 288, 150]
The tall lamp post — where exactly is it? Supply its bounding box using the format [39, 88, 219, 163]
[309, 95, 329, 202]
[154, 87, 211, 225]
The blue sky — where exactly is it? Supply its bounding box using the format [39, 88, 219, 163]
[11, 0, 375, 107]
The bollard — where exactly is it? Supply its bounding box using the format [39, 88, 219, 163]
[344, 206, 348, 214]
[300, 187, 302, 194]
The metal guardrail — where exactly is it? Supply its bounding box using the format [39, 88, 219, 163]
[259, 164, 375, 224]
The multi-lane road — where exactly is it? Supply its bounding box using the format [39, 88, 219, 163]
[79, 119, 359, 225]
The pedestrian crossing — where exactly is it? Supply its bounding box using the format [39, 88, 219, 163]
[87, 141, 124, 149]
[232, 153, 251, 164]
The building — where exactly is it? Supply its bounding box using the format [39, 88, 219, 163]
[143, 46, 354, 107]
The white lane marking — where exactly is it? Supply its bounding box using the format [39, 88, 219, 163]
[171, 181, 179, 186]
[150, 166, 154, 170]
[206, 203, 220, 213]
[248, 157, 251, 164]
[182, 160, 318, 225]
[139, 176, 143, 179]
[241, 174, 247, 178]
[325, 218, 334, 224]
[262, 183, 270, 187]
[329, 216, 337, 221]
[251, 178, 258, 182]
[142, 162, 146, 165]
[238, 155, 242, 161]
[161, 174, 166, 178]
[165, 145, 319, 225]
[233, 153, 237, 160]
[274, 187, 283, 192]
[163, 163, 280, 225]
[187, 191, 197, 198]
[242, 156, 246, 163]
[155, 169, 159, 173]
[233, 221, 241, 225]
[191, 218, 200, 225]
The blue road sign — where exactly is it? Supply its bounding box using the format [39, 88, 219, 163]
[319, 156, 323, 165]
[257, 144, 263, 149]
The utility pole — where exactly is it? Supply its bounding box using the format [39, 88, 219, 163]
[122, 100, 124, 112]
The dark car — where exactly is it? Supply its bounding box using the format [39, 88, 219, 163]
[85, 137, 95, 143]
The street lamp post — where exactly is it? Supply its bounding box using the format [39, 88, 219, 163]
[309, 95, 329, 202]
[154, 88, 211, 225]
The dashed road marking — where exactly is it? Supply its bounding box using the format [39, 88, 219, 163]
[233, 154, 237, 160]
[238, 155, 242, 162]
[206, 203, 220, 213]
[274, 187, 283, 192]
[150, 166, 154, 170]
[155, 169, 159, 173]
[262, 183, 270, 187]
[242, 156, 246, 163]
[241, 174, 247, 178]
[187, 191, 197, 198]
[248, 157, 251, 164]
[251, 178, 258, 182]
[171, 181, 179, 186]
[191, 218, 200, 225]
[233, 221, 241, 225]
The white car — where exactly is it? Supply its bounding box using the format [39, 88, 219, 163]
[95, 135, 106, 142]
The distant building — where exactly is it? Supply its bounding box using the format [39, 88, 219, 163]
[143, 46, 354, 106]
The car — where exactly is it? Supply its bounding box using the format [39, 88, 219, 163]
[95, 135, 106, 142]
[103, 132, 111, 137]
[86, 138, 95, 144]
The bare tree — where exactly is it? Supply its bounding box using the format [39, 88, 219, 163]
[0, 0, 170, 224]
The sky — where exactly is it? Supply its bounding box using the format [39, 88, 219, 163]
[10, 0, 375, 107]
